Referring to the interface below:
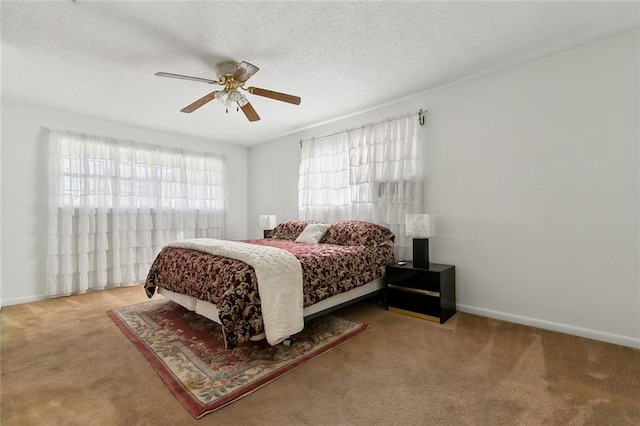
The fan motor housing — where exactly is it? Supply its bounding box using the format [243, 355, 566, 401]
[214, 61, 239, 80]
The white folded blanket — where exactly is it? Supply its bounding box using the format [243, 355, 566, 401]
[167, 238, 304, 345]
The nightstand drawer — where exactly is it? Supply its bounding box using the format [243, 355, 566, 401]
[387, 286, 441, 322]
[384, 269, 440, 292]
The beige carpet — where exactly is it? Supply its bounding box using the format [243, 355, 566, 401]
[2, 285, 639, 425]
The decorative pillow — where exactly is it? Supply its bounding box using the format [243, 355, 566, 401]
[295, 223, 330, 244]
[321, 220, 395, 247]
[269, 220, 314, 240]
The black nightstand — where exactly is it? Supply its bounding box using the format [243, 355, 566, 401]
[385, 262, 456, 324]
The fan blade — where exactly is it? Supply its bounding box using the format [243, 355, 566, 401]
[181, 91, 218, 113]
[240, 101, 261, 122]
[233, 61, 260, 83]
[155, 72, 217, 84]
[247, 87, 301, 105]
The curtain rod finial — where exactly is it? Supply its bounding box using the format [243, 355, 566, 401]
[418, 109, 427, 126]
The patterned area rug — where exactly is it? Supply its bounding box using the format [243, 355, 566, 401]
[108, 299, 368, 418]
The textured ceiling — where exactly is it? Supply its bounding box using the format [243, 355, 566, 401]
[1, 1, 638, 146]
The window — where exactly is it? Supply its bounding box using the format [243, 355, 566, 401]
[298, 113, 423, 259]
[47, 129, 226, 296]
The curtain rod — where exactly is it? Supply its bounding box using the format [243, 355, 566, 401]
[299, 109, 427, 147]
[45, 126, 225, 160]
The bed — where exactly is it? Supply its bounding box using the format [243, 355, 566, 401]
[144, 220, 396, 348]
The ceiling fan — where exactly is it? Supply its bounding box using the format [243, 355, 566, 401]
[155, 60, 301, 122]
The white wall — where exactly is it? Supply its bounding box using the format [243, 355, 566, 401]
[248, 29, 640, 348]
[247, 140, 301, 238]
[1, 100, 248, 305]
[0, 42, 4, 309]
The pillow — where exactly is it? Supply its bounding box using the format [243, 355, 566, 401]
[321, 220, 395, 247]
[295, 223, 330, 244]
[269, 220, 314, 240]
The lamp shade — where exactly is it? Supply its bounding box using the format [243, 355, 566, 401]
[406, 214, 435, 238]
[259, 215, 277, 229]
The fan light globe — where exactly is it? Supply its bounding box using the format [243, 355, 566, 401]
[216, 90, 229, 104]
[228, 91, 243, 102]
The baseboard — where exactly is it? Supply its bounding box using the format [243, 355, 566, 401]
[457, 304, 640, 350]
[1, 283, 146, 308]
[2, 294, 49, 307]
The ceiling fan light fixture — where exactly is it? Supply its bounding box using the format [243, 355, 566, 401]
[226, 90, 249, 108]
[156, 59, 300, 122]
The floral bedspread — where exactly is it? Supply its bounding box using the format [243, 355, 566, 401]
[145, 239, 394, 348]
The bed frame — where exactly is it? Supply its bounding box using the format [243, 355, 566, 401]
[159, 277, 385, 340]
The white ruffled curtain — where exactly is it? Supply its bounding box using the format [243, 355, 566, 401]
[298, 113, 423, 259]
[48, 129, 225, 297]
